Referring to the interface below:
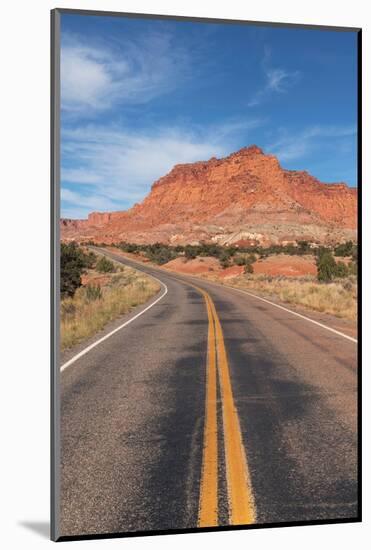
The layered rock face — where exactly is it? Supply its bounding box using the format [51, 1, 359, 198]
[61, 146, 357, 245]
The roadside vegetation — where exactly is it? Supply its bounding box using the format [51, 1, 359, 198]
[60, 244, 160, 350]
[61, 242, 96, 298]
[106, 240, 357, 280]
[112, 240, 313, 268]
[316, 246, 357, 282]
[221, 275, 357, 321]
[85, 239, 357, 322]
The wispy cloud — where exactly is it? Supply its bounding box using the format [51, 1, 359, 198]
[61, 32, 190, 114]
[248, 46, 300, 107]
[266, 124, 356, 162]
[61, 188, 118, 211]
[61, 118, 265, 218]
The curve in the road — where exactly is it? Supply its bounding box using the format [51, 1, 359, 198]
[60, 254, 258, 527]
[60, 274, 168, 372]
[58, 248, 358, 536]
[98, 250, 357, 345]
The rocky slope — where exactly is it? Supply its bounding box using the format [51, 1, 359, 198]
[61, 146, 357, 246]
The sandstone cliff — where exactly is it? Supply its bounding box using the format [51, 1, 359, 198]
[61, 146, 357, 245]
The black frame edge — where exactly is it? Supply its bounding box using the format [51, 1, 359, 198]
[356, 28, 362, 522]
[53, 7, 361, 32]
[51, 7, 61, 543]
[56, 516, 362, 543]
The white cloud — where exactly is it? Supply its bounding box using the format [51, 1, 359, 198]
[248, 46, 300, 107]
[61, 44, 113, 111]
[61, 118, 264, 218]
[61, 188, 118, 211]
[266, 68, 297, 92]
[61, 168, 103, 185]
[266, 124, 356, 162]
[61, 32, 189, 114]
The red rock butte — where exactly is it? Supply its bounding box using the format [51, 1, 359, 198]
[61, 145, 357, 246]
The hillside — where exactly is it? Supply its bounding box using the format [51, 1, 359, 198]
[61, 145, 357, 246]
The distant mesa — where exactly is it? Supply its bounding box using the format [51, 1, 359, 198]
[61, 145, 357, 246]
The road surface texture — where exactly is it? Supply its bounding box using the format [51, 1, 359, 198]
[59, 249, 358, 538]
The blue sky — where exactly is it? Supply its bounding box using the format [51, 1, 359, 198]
[60, 13, 358, 219]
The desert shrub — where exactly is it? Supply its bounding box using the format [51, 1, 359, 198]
[145, 243, 178, 265]
[235, 253, 256, 269]
[317, 251, 338, 282]
[219, 251, 232, 269]
[285, 244, 297, 255]
[119, 241, 140, 254]
[60, 242, 91, 298]
[348, 261, 357, 276]
[335, 261, 349, 279]
[211, 244, 225, 257]
[234, 256, 246, 266]
[84, 251, 97, 268]
[248, 253, 257, 263]
[96, 256, 115, 273]
[85, 284, 102, 301]
[258, 244, 301, 256]
[244, 263, 254, 274]
[219, 258, 230, 269]
[184, 245, 197, 260]
[334, 241, 354, 257]
[297, 240, 311, 254]
[315, 246, 331, 259]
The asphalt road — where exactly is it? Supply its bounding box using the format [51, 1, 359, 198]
[59, 250, 358, 538]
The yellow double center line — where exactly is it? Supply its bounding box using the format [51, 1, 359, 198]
[195, 285, 256, 527]
[97, 254, 255, 525]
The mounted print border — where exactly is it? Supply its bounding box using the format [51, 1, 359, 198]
[51, 8, 362, 542]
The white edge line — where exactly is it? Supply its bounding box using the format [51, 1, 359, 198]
[82, 249, 357, 346]
[60, 275, 168, 372]
[228, 286, 357, 344]
[106, 254, 357, 344]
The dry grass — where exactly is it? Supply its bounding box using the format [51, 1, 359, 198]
[210, 274, 357, 321]
[61, 262, 160, 350]
[101, 249, 357, 322]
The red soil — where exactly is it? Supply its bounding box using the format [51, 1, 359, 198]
[81, 273, 111, 287]
[164, 256, 220, 274]
[253, 255, 317, 277]
[218, 265, 245, 279]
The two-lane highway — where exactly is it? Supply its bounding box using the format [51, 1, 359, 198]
[59, 250, 358, 538]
